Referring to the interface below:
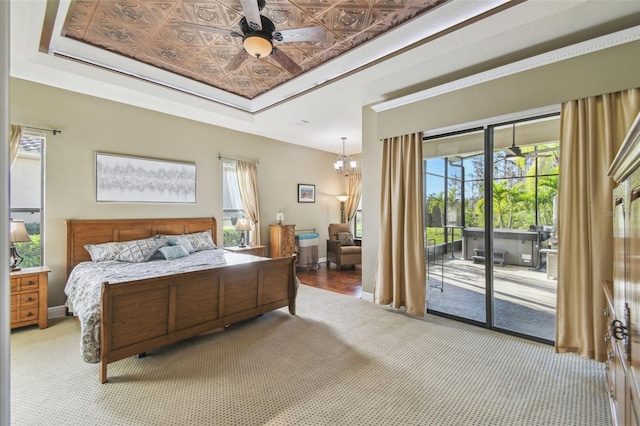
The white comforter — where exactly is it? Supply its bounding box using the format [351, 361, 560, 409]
[64, 249, 265, 363]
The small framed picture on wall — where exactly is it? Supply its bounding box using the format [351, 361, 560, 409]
[298, 184, 315, 203]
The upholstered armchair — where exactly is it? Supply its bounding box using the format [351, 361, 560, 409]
[326, 223, 361, 270]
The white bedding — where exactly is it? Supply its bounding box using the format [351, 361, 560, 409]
[64, 248, 266, 363]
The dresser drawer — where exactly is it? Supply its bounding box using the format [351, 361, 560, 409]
[20, 291, 39, 307]
[11, 309, 19, 324]
[10, 277, 19, 292]
[19, 308, 38, 322]
[16, 275, 39, 291]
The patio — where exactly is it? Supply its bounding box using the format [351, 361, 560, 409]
[427, 252, 556, 342]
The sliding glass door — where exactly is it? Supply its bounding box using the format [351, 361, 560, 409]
[425, 129, 486, 324]
[425, 115, 559, 344]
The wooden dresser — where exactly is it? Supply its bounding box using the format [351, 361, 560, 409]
[10, 266, 50, 329]
[605, 112, 640, 426]
[270, 224, 295, 258]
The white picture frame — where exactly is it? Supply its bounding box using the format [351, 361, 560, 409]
[95, 153, 196, 203]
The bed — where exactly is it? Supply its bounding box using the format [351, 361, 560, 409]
[65, 217, 297, 383]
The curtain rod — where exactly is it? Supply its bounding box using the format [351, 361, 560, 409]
[218, 155, 259, 164]
[21, 125, 62, 135]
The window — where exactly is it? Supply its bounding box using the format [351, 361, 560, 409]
[10, 132, 45, 267]
[354, 198, 362, 238]
[222, 161, 246, 247]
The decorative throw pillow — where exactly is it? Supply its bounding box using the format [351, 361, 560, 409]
[116, 238, 165, 263]
[84, 241, 128, 262]
[337, 232, 354, 246]
[166, 235, 196, 254]
[185, 230, 217, 252]
[158, 245, 190, 260]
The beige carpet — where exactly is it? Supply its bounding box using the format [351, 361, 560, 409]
[11, 284, 609, 426]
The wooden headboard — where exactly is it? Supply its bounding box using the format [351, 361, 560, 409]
[66, 217, 217, 278]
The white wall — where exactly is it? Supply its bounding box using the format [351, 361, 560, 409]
[10, 78, 346, 307]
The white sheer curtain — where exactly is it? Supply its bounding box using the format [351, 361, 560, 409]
[10, 125, 22, 167]
[236, 160, 261, 245]
[344, 173, 362, 223]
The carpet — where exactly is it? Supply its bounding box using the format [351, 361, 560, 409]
[10, 284, 609, 425]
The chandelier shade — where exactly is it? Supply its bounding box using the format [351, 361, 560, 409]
[334, 137, 356, 174]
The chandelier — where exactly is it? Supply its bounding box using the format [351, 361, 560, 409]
[334, 137, 356, 174]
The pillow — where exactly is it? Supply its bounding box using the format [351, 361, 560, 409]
[158, 245, 190, 260]
[166, 235, 195, 254]
[84, 241, 127, 262]
[185, 230, 217, 252]
[337, 232, 354, 246]
[116, 238, 165, 263]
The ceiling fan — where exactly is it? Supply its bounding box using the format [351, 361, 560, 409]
[179, 0, 326, 74]
[502, 124, 558, 160]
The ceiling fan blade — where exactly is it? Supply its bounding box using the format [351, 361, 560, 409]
[504, 146, 520, 156]
[226, 50, 250, 71]
[270, 48, 302, 74]
[239, 0, 262, 31]
[274, 26, 326, 43]
[178, 22, 239, 38]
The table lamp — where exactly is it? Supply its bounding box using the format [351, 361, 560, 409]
[10, 219, 31, 271]
[235, 217, 251, 248]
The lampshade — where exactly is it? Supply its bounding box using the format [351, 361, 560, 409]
[276, 211, 284, 225]
[235, 218, 252, 231]
[336, 194, 349, 202]
[10, 219, 31, 243]
[244, 34, 273, 58]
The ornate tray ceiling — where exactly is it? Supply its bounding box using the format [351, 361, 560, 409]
[62, 0, 446, 99]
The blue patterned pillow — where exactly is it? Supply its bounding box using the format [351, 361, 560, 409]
[166, 235, 195, 254]
[158, 245, 190, 260]
[185, 230, 216, 252]
[116, 238, 165, 263]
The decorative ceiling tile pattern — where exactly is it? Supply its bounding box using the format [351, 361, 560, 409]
[63, 0, 447, 99]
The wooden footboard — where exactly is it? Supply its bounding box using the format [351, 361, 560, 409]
[100, 255, 297, 383]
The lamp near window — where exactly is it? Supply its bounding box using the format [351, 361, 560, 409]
[235, 217, 251, 248]
[10, 219, 31, 271]
[336, 194, 350, 223]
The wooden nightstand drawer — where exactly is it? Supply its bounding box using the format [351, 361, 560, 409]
[16, 275, 39, 291]
[10, 266, 50, 330]
[20, 291, 39, 307]
[19, 308, 38, 322]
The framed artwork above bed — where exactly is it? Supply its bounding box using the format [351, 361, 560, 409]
[95, 152, 196, 203]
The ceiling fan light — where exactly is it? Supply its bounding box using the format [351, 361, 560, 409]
[243, 34, 273, 58]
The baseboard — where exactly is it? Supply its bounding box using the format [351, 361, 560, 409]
[48, 305, 67, 319]
[361, 291, 373, 302]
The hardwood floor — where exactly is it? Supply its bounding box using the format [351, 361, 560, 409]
[296, 262, 362, 297]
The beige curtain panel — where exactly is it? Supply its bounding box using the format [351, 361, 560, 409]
[374, 132, 426, 317]
[10, 125, 23, 168]
[236, 160, 261, 246]
[345, 173, 362, 223]
[556, 87, 640, 361]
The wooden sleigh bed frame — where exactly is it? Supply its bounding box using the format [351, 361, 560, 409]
[66, 217, 297, 383]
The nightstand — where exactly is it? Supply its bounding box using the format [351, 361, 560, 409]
[225, 245, 267, 257]
[10, 266, 50, 329]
